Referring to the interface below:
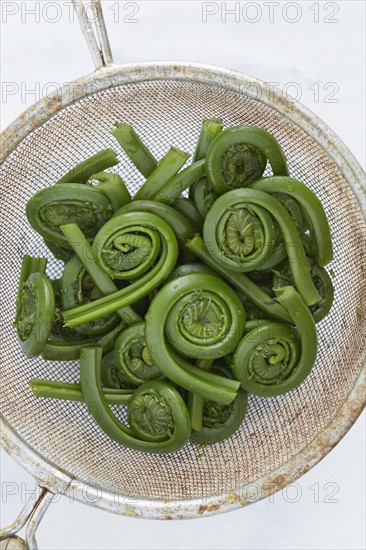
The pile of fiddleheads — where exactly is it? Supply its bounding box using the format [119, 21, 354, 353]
[16, 120, 334, 453]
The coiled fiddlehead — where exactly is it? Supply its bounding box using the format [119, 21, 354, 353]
[14, 256, 56, 357]
[191, 364, 248, 443]
[206, 124, 288, 194]
[62, 212, 178, 327]
[101, 350, 138, 390]
[114, 322, 163, 385]
[93, 212, 163, 280]
[251, 176, 333, 266]
[273, 260, 334, 323]
[186, 235, 292, 323]
[145, 273, 244, 403]
[203, 189, 321, 306]
[80, 347, 191, 453]
[254, 192, 306, 272]
[232, 286, 317, 397]
[26, 184, 113, 247]
[60, 256, 119, 337]
[204, 197, 276, 272]
[113, 199, 195, 248]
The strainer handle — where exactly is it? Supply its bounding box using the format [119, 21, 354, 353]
[72, 0, 113, 69]
[0, 486, 53, 550]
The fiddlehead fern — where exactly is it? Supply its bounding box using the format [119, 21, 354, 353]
[113, 199, 195, 247]
[206, 125, 288, 194]
[203, 197, 276, 272]
[232, 286, 317, 397]
[114, 322, 163, 385]
[101, 350, 138, 390]
[251, 176, 333, 266]
[62, 212, 178, 327]
[145, 273, 243, 403]
[93, 213, 161, 280]
[60, 256, 119, 337]
[80, 347, 191, 453]
[273, 260, 334, 323]
[203, 189, 321, 306]
[14, 256, 56, 357]
[186, 235, 292, 323]
[191, 364, 248, 443]
[60, 223, 142, 326]
[26, 184, 113, 247]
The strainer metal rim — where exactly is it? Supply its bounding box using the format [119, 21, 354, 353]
[1, 61, 365, 519]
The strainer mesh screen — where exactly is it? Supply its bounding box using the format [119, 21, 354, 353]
[1, 81, 365, 501]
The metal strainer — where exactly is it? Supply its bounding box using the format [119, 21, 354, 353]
[1, 2, 365, 548]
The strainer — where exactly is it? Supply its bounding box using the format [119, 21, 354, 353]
[1, 1, 365, 548]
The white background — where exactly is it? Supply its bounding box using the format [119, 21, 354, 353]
[1, 1, 365, 549]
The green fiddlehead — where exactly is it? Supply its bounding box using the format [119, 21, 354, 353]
[93, 212, 162, 280]
[186, 235, 292, 323]
[113, 200, 195, 247]
[145, 273, 244, 403]
[206, 124, 288, 194]
[191, 364, 248, 443]
[204, 197, 276, 272]
[114, 322, 163, 385]
[203, 189, 321, 306]
[80, 347, 191, 453]
[191, 177, 219, 218]
[60, 256, 119, 337]
[14, 256, 56, 357]
[273, 260, 334, 323]
[251, 176, 333, 266]
[26, 184, 113, 247]
[232, 286, 317, 397]
[101, 350, 138, 390]
[60, 223, 142, 326]
[62, 212, 178, 327]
